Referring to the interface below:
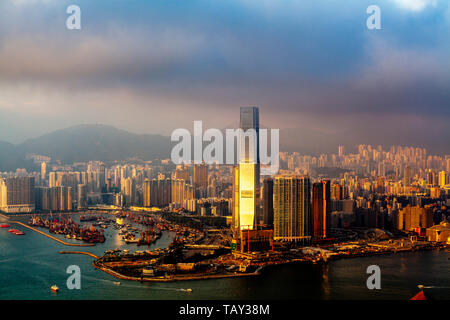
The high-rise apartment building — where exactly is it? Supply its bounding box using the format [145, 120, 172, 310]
[0, 177, 35, 213]
[312, 180, 331, 239]
[397, 206, 433, 231]
[438, 171, 447, 188]
[403, 166, 412, 186]
[262, 178, 274, 227]
[122, 177, 136, 206]
[331, 183, 345, 200]
[143, 179, 151, 207]
[143, 178, 173, 208]
[171, 179, 186, 207]
[174, 165, 190, 182]
[77, 184, 87, 209]
[193, 163, 208, 198]
[49, 172, 56, 188]
[35, 186, 72, 211]
[41, 162, 47, 183]
[338, 145, 345, 157]
[273, 175, 311, 243]
[193, 163, 208, 188]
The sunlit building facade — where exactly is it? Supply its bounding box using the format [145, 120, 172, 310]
[0, 177, 35, 213]
[235, 106, 261, 231]
[273, 175, 311, 243]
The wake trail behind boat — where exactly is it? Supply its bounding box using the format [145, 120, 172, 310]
[82, 274, 185, 291]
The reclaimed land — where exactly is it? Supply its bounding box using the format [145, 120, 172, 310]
[92, 260, 263, 282]
[51, 240, 448, 283]
[91, 244, 445, 283]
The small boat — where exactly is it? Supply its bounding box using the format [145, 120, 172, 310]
[50, 285, 59, 293]
[183, 288, 193, 293]
[114, 282, 121, 286]
[0, 224, 10, 228]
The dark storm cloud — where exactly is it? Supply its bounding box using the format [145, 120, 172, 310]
[0, 0, 448, 147]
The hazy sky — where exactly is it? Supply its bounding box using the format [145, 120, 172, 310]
[0, 0, 449, 145]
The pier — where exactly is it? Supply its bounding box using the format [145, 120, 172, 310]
[59, 251, 99, 259]
[9, 221, 95, 247]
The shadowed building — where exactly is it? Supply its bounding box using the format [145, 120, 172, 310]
[397, 206, 434, 231]
[193, 162, 208, 198]
[312, 180, 330, 239]
[262, 178, 274, 227]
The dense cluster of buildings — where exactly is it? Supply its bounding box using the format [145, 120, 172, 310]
[0, 160, 233, 216]
[1, 107, 449, 249]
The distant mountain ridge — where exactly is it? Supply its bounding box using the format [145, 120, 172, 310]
[0, 124, 171, 171]
[0, 123, 448, 171]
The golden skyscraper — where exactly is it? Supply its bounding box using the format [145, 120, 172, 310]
[235, 106, 260, 231]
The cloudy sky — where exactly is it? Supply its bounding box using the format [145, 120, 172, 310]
[0, 0, 449, 151]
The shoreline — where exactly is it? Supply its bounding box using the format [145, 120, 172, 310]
[5, 211, 447, 283]
[88, 244, 447, 283]
[91, 260, 263, 282]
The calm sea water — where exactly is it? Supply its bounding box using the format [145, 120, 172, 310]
[0, 214, 449, 300]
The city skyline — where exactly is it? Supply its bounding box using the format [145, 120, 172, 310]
[1, 106, 449, 302]
[0, 0, 449, 305]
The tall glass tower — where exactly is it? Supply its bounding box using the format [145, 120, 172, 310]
[239, 107, 260, 164]
[237, 106, 261, 230]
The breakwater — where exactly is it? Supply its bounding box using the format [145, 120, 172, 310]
[9, 220, 95, 247]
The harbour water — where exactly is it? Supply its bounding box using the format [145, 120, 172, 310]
[0, 214, 449, 300]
